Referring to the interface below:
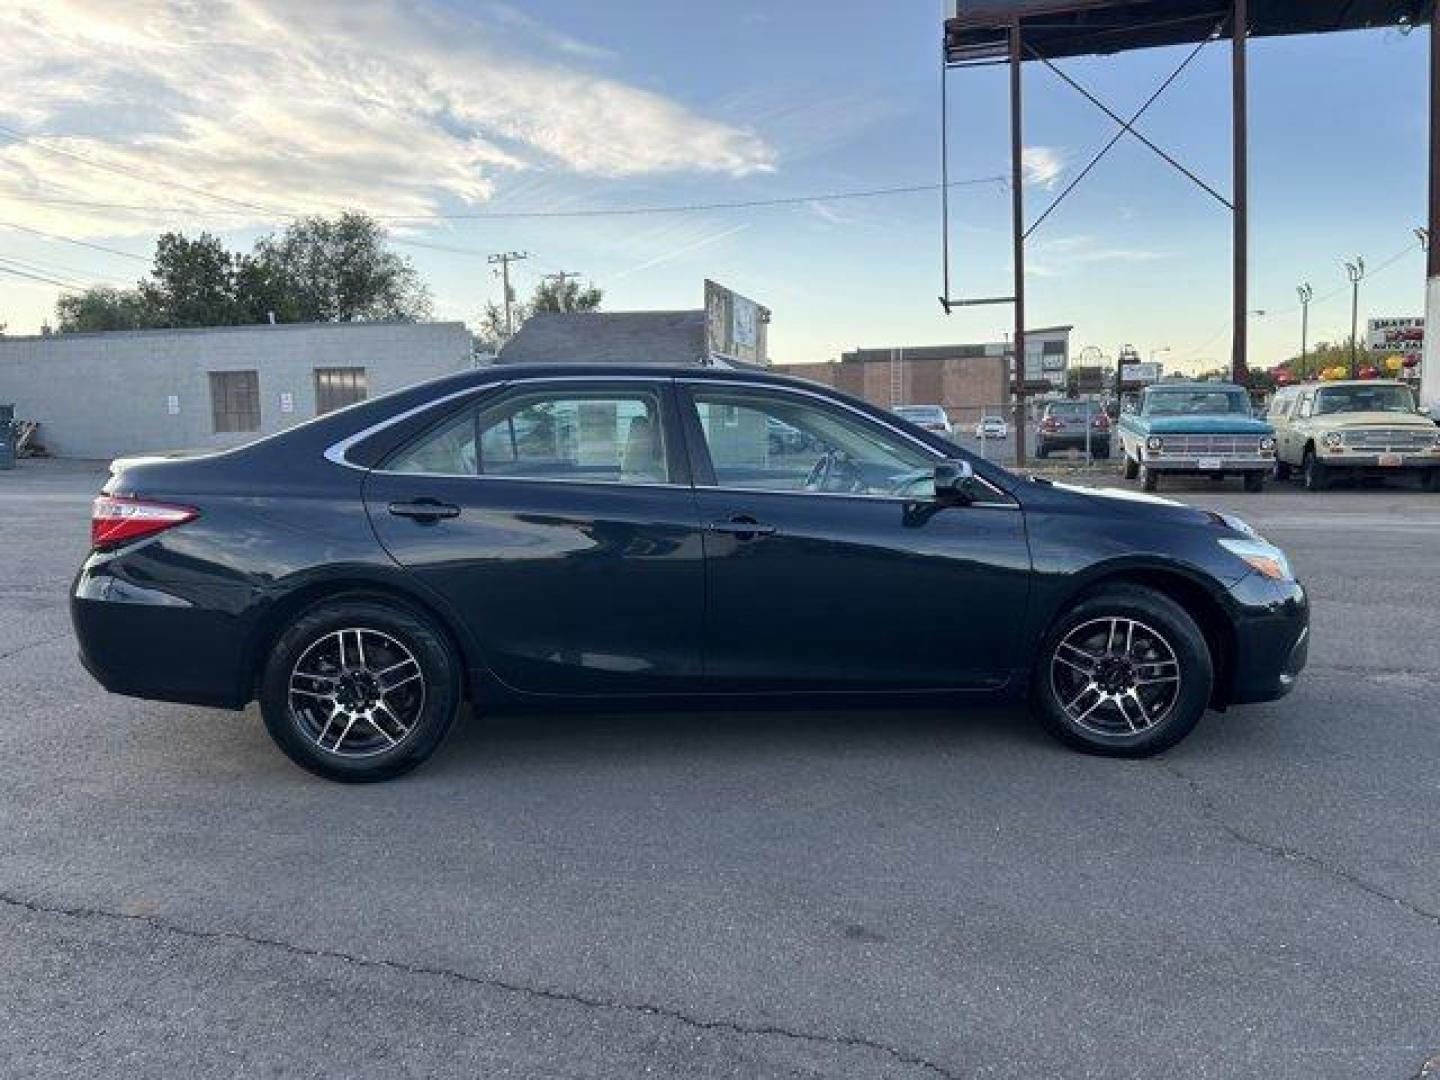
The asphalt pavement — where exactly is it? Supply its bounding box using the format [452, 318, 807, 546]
[1, 459, 1437, 1079]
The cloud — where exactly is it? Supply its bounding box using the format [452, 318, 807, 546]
[1022, 146, 1066, 190]
[1029, 234, 1169, 277]
[0, 0, 774, 237]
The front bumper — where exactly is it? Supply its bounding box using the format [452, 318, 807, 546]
[1222, 574, 1309, 706]
[1142, 454, 1272, 473]
[1317, 450, 1440, 469]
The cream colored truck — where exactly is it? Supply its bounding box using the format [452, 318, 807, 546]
[1267, 380, 1440, 492]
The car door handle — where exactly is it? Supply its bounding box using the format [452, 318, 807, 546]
[708, 516, 776, 538]
[388, 499, 461, 522]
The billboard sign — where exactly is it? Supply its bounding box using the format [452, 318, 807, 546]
[705, 279, 770, 366]
[1121, 362, 1162, 385]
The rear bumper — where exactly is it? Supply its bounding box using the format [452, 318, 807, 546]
[71, 565, 255, 709]
[1222, 574, 1309, 706]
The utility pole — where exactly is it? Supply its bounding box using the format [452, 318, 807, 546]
[1231, 0, 1250, 385]
[1296, 283, 1313, 366]
[1009, 20, 1028, 468]
[487, 251, 531, 338]
[1344, 256, 1366, 376]
[540, 271, 583, 311]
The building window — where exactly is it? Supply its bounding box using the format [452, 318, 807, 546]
[209, 371, 260, 433]
[314, 367, 368, 414]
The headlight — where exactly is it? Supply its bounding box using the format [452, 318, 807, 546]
[1259, 436, 1276, 451]
[1145, 435, 1164, 451]
[1219, 535, 1293, 581]
[1322, 431, 1342, 448]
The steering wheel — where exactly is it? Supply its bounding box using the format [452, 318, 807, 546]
[804, 449, 863, 493]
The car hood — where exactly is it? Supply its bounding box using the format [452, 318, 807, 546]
[1026, 478, 1212, 525]
[1137, 416, 1273, 435]
[1312, 411, 1433, 429]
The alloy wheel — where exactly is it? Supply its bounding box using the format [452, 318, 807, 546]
[1049, 616, 1182, 737]
[287, 628, 427, 758]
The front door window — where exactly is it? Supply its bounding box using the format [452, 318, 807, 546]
[687, 387, 936, 499]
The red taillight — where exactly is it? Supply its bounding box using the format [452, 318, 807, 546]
[91, 496, 198, 550]
[1040, 418, 1060, 432]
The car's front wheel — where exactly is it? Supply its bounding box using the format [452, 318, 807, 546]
[1243, 471, 1265, 493]
[1033, 585, 1213, 757]
[259, 597, 462, 782]
[1302, 447, 1329, 492]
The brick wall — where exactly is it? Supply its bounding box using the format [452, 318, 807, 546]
[773, 356, 1010, 422]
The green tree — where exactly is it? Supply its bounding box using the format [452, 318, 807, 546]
[531, 276, 602, 315]
[54, 286, 155, 333]
[248, 212, 431, 323]
[140, 232, 240, 327]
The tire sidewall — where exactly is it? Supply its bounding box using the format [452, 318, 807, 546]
[259, 598, 461, 782]
[1033, 586, 1213, 757]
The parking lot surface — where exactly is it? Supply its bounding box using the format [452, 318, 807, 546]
[2, 459, 1437, 1079]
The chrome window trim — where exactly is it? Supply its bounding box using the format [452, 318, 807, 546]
[679, 377, 1015, 506]
[324, 372, 1016, 506]
[700, 485, 1019, 511]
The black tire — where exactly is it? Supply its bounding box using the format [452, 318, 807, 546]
[1274, 459, 1292, 481]
[1302, 447, 1329, 492]
[1036, 444, 1049, 459]
[1140, 462, 1159, 492]
[1243, 471, 1265, 493]
[1209, 472, 1227, 482]
[1032, 585, 1214, 757]
[1122, 454, 1139, 480]
[259, 597, 462, 782]
[1424, 468, 1440, 493]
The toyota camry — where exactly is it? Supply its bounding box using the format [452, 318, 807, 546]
[72, 364, 1309, 781]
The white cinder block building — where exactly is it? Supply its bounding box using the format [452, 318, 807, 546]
[0, 321, 473, 459]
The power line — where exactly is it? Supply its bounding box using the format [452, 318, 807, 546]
[0, 220, 150, 262]
[0, 262, 81, 291]
[0, 177, 1009, 222]
[0, 250, 131, 285]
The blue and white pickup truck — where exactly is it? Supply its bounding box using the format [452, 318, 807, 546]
[1117, 381, 1276, 493]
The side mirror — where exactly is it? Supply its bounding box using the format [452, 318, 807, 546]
[934, 458, 978, 505]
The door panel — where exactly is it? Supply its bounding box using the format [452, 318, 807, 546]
[680, 384, 1032, 691]
[364, 381, 705, 694]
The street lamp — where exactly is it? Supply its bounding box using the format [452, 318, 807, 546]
[1344, 256, 1366, 377]
[1296, 283, 1313, 365]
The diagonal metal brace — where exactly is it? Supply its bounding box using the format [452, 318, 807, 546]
[1025, 38, 1234, 218]
[1025, 35, 1217, 239]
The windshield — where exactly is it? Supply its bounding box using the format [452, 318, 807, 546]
[1314, 384, 1417, 415]
[1144, 389, 1250, 416]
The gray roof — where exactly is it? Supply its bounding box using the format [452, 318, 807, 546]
[496, 311, 709, 367]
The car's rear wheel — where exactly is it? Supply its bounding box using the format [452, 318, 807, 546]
[1033, 586, 1213, 757]
[259, 597, 461, 782]
[1302, 447, 1329, 492]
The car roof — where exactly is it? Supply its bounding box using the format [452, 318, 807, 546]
[1294, 379, 1410, 389]
[1144, 381, 1245, 391]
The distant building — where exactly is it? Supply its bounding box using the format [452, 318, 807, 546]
[773, 325, 1072, 421]
[0, 320, 472, 459]
[497, 311, 712, 367]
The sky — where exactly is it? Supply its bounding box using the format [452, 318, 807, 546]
[0, 0, 1432, 375]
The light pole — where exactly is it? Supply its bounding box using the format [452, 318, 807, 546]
[1296, 283, 1313, 369]
[1344, 257, 1366, 377]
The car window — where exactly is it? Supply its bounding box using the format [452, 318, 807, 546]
[1314, 385, 1417, 415]
[688, 387, 936, 498]
[388, 387, 669, 483]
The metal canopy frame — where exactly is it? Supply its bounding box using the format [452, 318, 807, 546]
[938, 0, 1438, 466]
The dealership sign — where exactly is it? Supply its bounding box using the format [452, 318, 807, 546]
[1367, 317, 1423, 354]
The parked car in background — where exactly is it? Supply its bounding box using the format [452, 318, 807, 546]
[892, 404, 953, 437]
[1267, 380, 1440, 491]
[72, 364, 1307, 781]
[1118, 382, 1275, 492]
[1035, 400, 1111, 459]
[974, 415, 1009, 439]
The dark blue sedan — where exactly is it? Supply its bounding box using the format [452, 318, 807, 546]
[72, 364, 1308, 781]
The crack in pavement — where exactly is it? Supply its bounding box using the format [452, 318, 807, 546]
[1160, 764, 1440, 931]
[0, 631, 71, 663]
[0, 889, 962, 1080]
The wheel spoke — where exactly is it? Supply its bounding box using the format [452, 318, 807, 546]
[289, 687, 332, 701]
[373, 701, 409, 739]
[1056, 641, 1099, 671]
